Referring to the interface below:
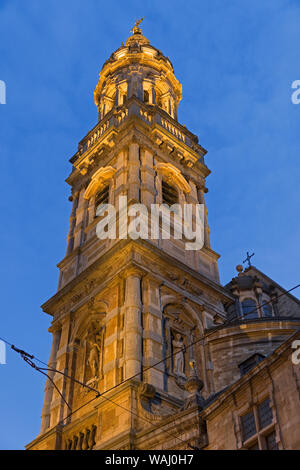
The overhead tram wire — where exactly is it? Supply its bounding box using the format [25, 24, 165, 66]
[4, 281, 300, 397]
[54, 279, 300, 424]
[52, 280, 300, 448]
[9, 344, 72, 411]
[4, 281, 300, 409]
[3, 281, 300, 448]
[3, 279, 300, 377]
[1, 342, 191, 446]
[2, 281, 300, 447]
[9, 346, 191, 448]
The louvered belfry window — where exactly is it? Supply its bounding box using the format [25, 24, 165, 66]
[162, 180, 178, 206]
[95, 185, 109, 216]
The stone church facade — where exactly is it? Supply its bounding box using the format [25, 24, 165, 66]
[26, 23, 300, 450]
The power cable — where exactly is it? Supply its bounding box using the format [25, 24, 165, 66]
[2, 281, 300, 449]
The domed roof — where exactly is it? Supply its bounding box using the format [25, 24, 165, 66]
[101, 18, 173, 69]
[94, 19, 182, 108]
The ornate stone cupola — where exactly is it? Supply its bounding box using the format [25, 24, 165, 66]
[94, 19, 182, 121]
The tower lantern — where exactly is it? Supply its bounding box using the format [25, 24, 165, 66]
[94, 22, 182, 121]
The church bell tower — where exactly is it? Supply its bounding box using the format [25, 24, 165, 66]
[27, 20, 232, 450]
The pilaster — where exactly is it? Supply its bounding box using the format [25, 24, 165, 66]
[124, 268, 143, 380]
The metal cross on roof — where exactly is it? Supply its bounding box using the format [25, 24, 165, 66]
[243, 251, 255, 268]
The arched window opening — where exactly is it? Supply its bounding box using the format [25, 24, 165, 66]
[143, 89, 149, 103]
[162, 180, 178, 206]
[262, 302, 273, 317]
[121, 93, 127, 105]
[95, 185, 109, 217]
[241, 298, 258, 319]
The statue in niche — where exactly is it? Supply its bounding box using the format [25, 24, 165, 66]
[86, 327, 102, 379]
[172, 333, 185, 377]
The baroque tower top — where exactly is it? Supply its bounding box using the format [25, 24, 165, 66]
[94, 19, 182, 121]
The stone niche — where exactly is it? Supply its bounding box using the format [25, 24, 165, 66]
[162, 302, 202, 397]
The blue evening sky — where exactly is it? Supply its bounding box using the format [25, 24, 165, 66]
[0, 0, 299, 449]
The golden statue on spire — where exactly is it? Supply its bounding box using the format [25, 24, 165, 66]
[131, 17, 144, 34]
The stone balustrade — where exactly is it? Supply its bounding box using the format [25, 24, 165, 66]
[160, 117, 185, 143]
[72, 98, 205, 166]
[64, 424, 97, 450]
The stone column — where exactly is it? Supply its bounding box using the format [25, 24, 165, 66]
[136, 75, 144, 101]
[197, 186, 210, 248]
[142, 277, 164, 389]
[87, 195, 96, 226]
[66, 192, 79, 256]
[115, 85, 120, 107]
[114, 149, 128, 203]
[187, 180, 200, 265]
[124, 269, 143, 380]
[127, 142, 140, 202]
[150, 85, 155, 105]
[65, 340, 80, 423]
[128, 74, 143, 100]
[49, 314, 72, 427]
[73, 188, 86, 250]
[140, 148, 155, 207]
[40, 327, 61, 433]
